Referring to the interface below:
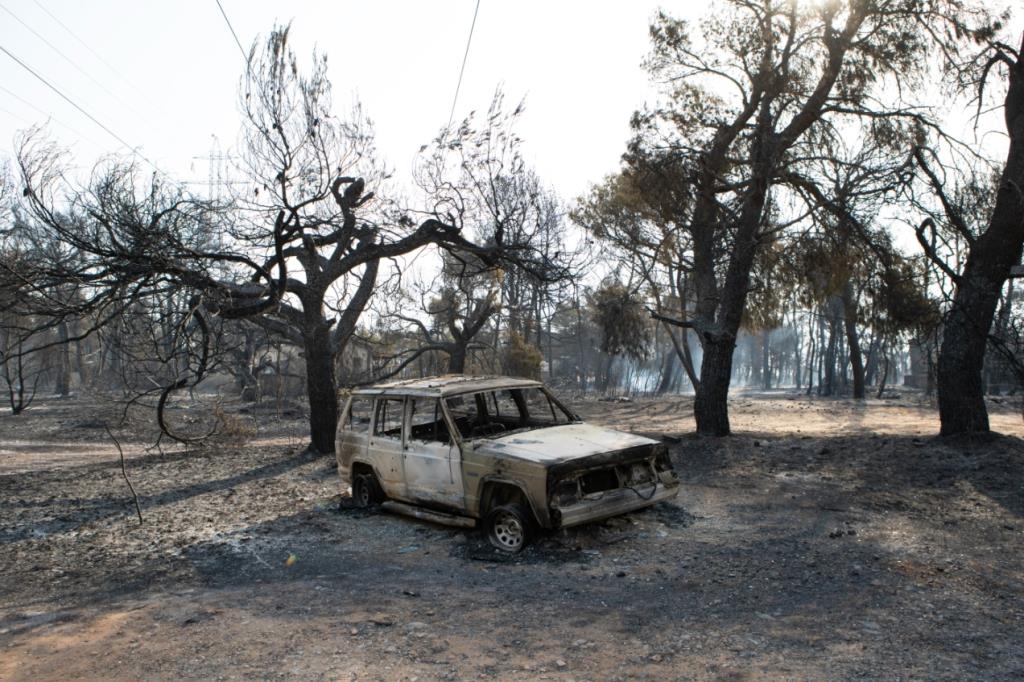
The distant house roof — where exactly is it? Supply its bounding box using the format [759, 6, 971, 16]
[352, 374, 542, 398]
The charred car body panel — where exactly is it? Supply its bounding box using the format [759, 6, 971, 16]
[335, 375, 680, 536]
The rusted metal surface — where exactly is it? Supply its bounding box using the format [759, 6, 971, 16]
[479, 423, 657, 464]
[554, 483, 677, 528]
[404, 436, 463, 508]
[366, 429, 406, 500]
[380, 500, 476, 528]
[336, 376, 681, 537]
[352, 375, 542, 398]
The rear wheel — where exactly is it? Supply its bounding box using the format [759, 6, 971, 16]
[352, 472, 383, 508]
[484, 504, 533, 553]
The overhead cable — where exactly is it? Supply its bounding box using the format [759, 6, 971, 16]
[215, 0, 249, 63]
[446, 0, 482, 135]
[0, 42, 163, 174]
[0, 2, 147, 120]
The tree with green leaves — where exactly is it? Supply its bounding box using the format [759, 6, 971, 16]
[627, 0, 995, 434]
[912, 30, 1024, 434]
[575, 153, 702, 389]
[590, 281, 651, 391]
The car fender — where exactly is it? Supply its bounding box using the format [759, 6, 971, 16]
[347, 457, 383, 485]
[475, 474, 548, 527]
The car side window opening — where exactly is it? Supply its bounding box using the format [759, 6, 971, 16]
[492, 390, 521, 422]
[373, 398, 404, 439]
[408, 399, 451, 444]
[521, 387, 571, 425]
[443, 393, 502, 439]
[444, 394, 479, 439]
[345, 398, 372, 432]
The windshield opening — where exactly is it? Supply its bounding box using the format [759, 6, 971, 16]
[445, 386, 574, 440]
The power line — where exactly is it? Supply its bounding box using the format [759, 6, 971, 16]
[0, 105, 32, 127]
[0, 42, 162, 174]
[215, 0, 249, 64]
[446, 0, 482, 135]
[31, 0, 156, 107]
[0, 83, 105, 149]
[0, 2, 147, 120]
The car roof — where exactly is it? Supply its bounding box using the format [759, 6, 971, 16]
[351, 374, 543, 398]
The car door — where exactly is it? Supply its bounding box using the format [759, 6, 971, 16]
[403, 397, 464, 510]
[336, 395, 372, 470]
[368, 396, 407, 500]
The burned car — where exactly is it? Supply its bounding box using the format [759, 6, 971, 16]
[335, 375, 679, 551]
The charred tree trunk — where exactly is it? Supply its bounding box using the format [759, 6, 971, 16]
[448, 343, 468, 374]
[234, 329, 260, 402]
[841, 282, 865, 399]
[934, 39, 1024, 434]
[532, 288, 543, 349]
[656, 344, 678, 394]
[793, 311, 803, 391]
[599, 353, 614, 393]
[876, 354, 890, 399]
[805, 312, 817, 396]
[864, 335, 880, 387]
[939, 273, 1009, 433]
[692, 168, 769, 434]
[822, 300, 840, 396]
[986, 281, 1015, 392]
[694, 336, 735, 435]
[74, 330, 86, 387]
[54, 319, 71, 397]
[303, 322, 338, 454]
[816, 311, 827, 395]
[761, 330, 771, 390]
[925, 342, 937, 397]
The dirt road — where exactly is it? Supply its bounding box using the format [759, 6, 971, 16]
[1, 393, 1022, 680]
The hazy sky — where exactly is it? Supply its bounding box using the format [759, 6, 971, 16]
[0, 1, 693, 201]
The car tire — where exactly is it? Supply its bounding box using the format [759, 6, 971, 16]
[484, 503, 533, 553]
[352, 472, 384, 508]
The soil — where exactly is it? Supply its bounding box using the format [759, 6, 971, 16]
[1, 390, 1023, 680]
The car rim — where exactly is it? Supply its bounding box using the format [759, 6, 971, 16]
[357, 480, 370, 506]
[492, 512, 524, 550]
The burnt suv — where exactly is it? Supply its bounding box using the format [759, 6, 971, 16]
[335, 375, 679, 551]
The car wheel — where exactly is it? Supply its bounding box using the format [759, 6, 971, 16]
[352, 472, 383, 508]
[484, 504, 533, 553]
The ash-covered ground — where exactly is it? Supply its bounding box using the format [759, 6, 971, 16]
[1, 392, 1022, 680]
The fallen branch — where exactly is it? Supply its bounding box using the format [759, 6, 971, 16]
[105, 424, 143, 524]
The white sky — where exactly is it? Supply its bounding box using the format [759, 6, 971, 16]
[0, 0, 689, 202]
[1, 0, 1017, 264]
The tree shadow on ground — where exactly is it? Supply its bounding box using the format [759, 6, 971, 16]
[3, 426, 1023, 680]
[0, 447, 319, 545]
[674, 429, 1024, 519]
[4, 498, 974, 679]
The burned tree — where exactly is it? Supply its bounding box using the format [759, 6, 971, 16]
[781, 130, 927, 399]
[590, 281, 651, 392]
[410, 93, 581, 377]
[575, 152, 703, 390]
[421, 251, 501, 374]
[626, 0, 994, 434]
[913, 32, 1024, 435]
[8, 28, 564, 452]
[6, 139, 247, 436]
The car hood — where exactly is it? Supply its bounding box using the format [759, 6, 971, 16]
[476, 423, 658, 464]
